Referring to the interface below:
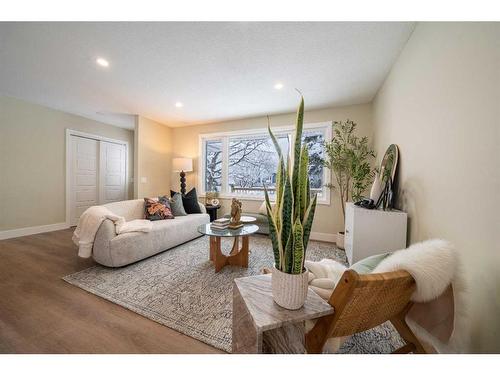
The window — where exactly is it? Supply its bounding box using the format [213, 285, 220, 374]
[302, 130, 324, 190]
[228, 135, 289, 198]
[204, 140, 222, 192]
[199, 122, 330, 204]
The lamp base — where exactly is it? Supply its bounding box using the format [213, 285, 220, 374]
[180, 171, 186, 195]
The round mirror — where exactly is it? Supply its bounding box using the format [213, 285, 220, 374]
[379, 144, 399, 184]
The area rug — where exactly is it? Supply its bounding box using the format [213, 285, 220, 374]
[63, 235, 404, 353]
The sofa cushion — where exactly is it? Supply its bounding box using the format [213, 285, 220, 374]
[183, 188, 202, 214]
[171, 188, 202, 214]
[144, 197, 174, 221]
[103, 199, 146, 221]
[169, 193, 187, 216]
[108, 213, 209, 267]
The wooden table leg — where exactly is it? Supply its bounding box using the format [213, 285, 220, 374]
[211, 235, 250, 273]
[241, 236, 249, 268]
[229, 237, 239, 256]
[209, 236, 216, 261]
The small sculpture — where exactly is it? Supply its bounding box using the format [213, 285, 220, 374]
[229, 198, 243, 229]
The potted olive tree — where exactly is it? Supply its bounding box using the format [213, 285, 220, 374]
[323, 120, 376, 249]
[264, 96, 318, 310]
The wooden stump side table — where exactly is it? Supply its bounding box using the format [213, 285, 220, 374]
[198, 223, 259, 273]
[232, 274, 334, 353]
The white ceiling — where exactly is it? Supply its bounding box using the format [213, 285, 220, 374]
[0, 22, 415, 129]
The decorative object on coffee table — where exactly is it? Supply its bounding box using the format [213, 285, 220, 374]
[197, 223, 259, 273]
[240, 216, 257, 223]
[172, 157, 193, 195]
[228, 198, 243, 229]
[264, 95, 318, 310]
[232, 274, 333, 353]
[322, 119, 376, 249]
[205, 203, 221, 222]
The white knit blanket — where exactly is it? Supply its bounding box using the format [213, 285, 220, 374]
[305, 239, 468, 353]
[72, 206, 152, 258]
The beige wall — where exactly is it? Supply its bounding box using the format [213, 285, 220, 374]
[134, 116, 172, 199]
[372, 23, 500, 352]
[171, 103, 373, 239]
[0, 96, 134, 231]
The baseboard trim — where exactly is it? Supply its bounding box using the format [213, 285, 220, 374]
[0, 223, 335, 243]
[0, 222, 70, 240]
[310, 231, 336, 243]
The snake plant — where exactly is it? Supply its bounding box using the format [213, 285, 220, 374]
[264, 96, 318, 274]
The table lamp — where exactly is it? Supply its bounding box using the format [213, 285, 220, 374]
[172, 157, 193, 195]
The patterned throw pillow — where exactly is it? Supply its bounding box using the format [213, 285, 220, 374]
[144, 197, 174, 221]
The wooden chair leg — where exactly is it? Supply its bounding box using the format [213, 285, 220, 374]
[305, 315, 336, 354]
[390, 307, 426, 354]
[392, 343, 416, 354]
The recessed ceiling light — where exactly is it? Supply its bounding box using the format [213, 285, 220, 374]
[274, 83, 284, 90]
[96, 57, 109, 67]
[175, 102, 183, 108]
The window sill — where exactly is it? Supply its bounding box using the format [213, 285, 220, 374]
[199, 193, 331, 206]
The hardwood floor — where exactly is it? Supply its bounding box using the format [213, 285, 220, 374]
[0, 229, 222, 353]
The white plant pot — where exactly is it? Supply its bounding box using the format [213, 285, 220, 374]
[336, 232, 345, 249]
[271, 266, 309, 310]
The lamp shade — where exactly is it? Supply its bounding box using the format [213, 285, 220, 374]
[172, 157, 193, 172]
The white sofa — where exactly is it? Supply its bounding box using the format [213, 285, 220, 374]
[92, 199, 210, 267]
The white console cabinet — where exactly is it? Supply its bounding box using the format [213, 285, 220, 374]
[344, 202, 407, 265]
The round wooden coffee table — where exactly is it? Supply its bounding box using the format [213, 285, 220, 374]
[198, 223, 259, 273]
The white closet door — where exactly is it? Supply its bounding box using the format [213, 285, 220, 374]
[99, 141, 126, 205]
[69, 136, 99, 226]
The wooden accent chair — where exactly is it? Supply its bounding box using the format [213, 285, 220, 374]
[305, 269, 427, 354]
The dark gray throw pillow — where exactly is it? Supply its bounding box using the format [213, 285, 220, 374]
[170, 188, 202, 214]
[168, 193, 187, 216]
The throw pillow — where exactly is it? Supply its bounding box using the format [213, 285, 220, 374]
[171, 188, 202, 214]
[158, 195, 173, 210]
[144, 197, 174, 221]
[169, 193, 187, 216]
[349, 252, 391, 274]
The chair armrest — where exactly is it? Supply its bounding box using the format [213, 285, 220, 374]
[198, 201, 207, 214]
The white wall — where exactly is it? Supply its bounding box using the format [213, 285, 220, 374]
[0, 96, 134, 232]
[171, 103, 373, 240]
[134, 115, 173, 199]
[373, 22, 500, 352]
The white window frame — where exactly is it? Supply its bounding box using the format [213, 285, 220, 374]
[198, 122, 331, 205]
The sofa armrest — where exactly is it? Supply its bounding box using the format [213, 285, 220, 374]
[198, 201, 207, 214]
[92, 219, 117, 266]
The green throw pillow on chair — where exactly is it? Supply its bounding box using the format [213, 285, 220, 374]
[350, 252, 392, 274]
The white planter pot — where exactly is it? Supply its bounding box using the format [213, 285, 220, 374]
[336, 232, 345, 249]
[271, 266, 309, 310]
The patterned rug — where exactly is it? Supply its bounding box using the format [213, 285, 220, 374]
[63, 235, 404, 353]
